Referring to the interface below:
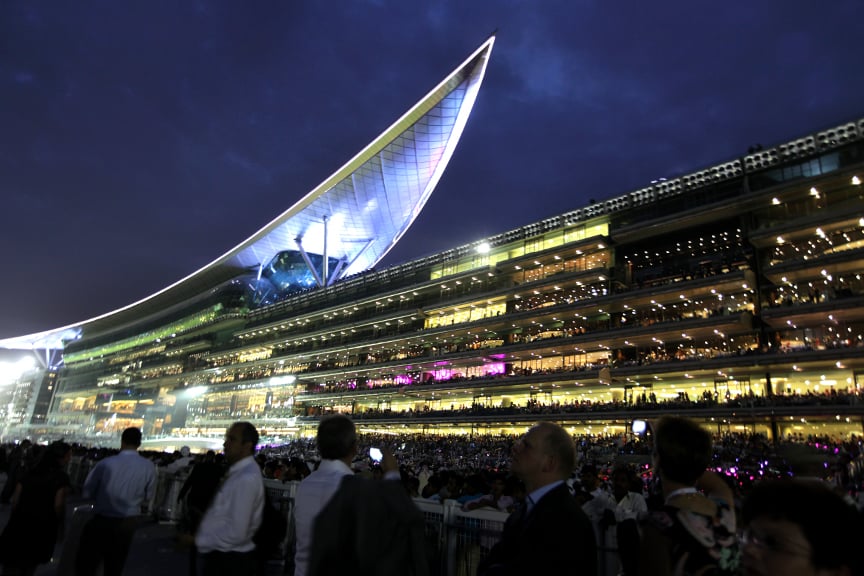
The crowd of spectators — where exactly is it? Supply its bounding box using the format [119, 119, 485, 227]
[2, 428, 862, 524]
[249, 430, 864, 512]
[1, 427, 863, 576]
[298, 388, 862, 423]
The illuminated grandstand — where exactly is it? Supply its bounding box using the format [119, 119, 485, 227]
[2, 37, 864, 447]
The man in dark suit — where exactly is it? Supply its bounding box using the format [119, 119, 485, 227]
[478, 422, 597, 576]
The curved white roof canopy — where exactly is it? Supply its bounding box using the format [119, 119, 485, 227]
[1, 36, 495, 351]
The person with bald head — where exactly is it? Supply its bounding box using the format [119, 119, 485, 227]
[478, 422, 597, 575]
[195, 422, 264, 576]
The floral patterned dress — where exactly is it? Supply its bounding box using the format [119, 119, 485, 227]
[644, 493, 741, 575]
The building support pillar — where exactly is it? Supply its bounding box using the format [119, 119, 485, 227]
[322, 216, 329, 284]
[294, 236, 325, 287]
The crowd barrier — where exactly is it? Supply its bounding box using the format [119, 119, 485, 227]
[149, 471, 510, 575]
[415, 499, 508, 576]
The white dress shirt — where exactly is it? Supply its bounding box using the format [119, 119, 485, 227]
[292, 459, 353, 576]
[615, 490, 648, 522]
[581, 486, 617, 525]
[195, 455, 264, 553]
[84, 449, 156, 517]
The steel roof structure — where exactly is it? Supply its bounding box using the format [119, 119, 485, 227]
[0, 36, 496, 352]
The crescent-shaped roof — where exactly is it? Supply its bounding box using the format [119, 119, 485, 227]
[0, 36, 495, 351]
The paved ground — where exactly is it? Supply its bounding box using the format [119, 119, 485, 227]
[0, 474, 269, 576]
[0, 496, 190, 576]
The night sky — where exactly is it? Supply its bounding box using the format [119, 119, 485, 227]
[2, 1, 863, 339]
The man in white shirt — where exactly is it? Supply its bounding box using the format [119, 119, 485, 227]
[195, 422, 264, 576]
[75, 428, 156, 576]
[294, 415, 404, 576]
[461, 475, 515, 512]
[75, 427, 156, 576]
[163, 445, 195, 474]
[293, 414, 371, 576]
[578, 463, 617, 526]
[610, 464, 647, 576]
[577, 463, 618, 573]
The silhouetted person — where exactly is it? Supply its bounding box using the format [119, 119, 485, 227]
[75, 427, 156, 576]
[297, 415, 427, 576]
[294, 414, 361, 576]
[741, 479, 864, 576]
[479, 422, 597, 575]
[0, 441, 32, 505]
[639, 416, 739, 576]
[178, 450, 225, 576]
[0, 441, 72, 576]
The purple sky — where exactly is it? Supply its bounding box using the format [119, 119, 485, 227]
[2, 1, 863, 338]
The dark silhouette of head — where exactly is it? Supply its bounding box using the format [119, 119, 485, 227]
[316, 414, 357, 461]
[653, 416, 711, 484]
[121, 427, 143, 449]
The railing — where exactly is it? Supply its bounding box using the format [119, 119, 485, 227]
[148, 471, 510, 575]
[415, 499, 508, 576]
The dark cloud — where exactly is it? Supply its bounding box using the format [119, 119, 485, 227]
[1, 0, 862, 337]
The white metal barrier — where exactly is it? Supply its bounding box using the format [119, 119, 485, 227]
[149, 472, 618, 576]
[152, 471, 188, 523]
[414, 499, 508, 576]
[263, 478, 298, 569]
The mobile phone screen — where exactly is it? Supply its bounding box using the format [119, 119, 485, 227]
[369, 447, 383, 462]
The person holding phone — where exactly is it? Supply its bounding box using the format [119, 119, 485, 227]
[293, 415, 360, 576]
[293, 416, 403, 576]
[307, 427, 428, 576]
[369, 447, 384, 463]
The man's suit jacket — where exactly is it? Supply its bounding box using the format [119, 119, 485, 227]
[478, 483, 597, 576]
[308, 474, 429, 576]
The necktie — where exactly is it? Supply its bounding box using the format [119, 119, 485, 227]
[509, 496, 536, 535]
[509, 500, 528, 532]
